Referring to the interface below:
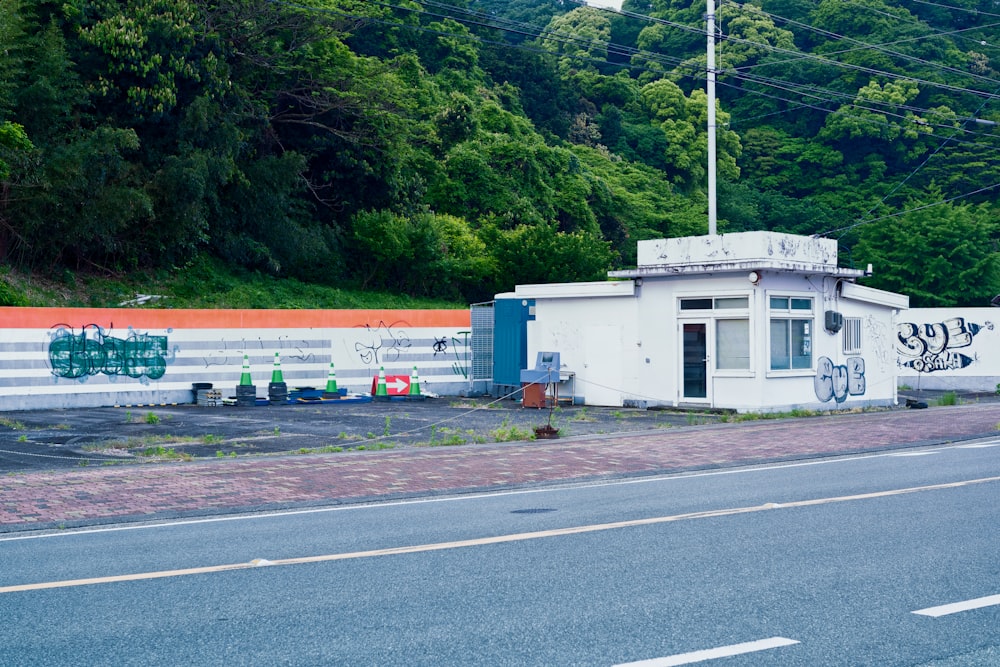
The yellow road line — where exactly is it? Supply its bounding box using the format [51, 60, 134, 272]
[4, 475, 998, 595]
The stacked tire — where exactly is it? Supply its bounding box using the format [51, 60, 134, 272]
[235, 384, 257, 407]
[268, 381, 288, 405]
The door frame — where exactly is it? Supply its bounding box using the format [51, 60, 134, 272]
[680, 319, 712, 404]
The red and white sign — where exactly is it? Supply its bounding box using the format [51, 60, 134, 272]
[371, 374, 411, 396]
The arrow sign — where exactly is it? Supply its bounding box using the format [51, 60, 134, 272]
[371, 374, 411, 396]
[386, 376, 410, 394]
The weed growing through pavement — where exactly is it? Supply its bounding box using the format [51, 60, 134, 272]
[686, 413, 714, 425]
[202, 434, 223, 444]
[937, 391, 958, 406]
[294, 442, 395, 454]
[0, 417, 25, 430]
[724, 408, 819, 422]
[144, 412, 160, 425]
[17, 434, 27, 442]
[140, 446, 191, 461]
[490, 417, 532, 442]
[383, 415, 392, 437]
[425, 426, 473, 447]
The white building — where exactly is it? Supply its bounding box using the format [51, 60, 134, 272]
[499, 231, 909, 413]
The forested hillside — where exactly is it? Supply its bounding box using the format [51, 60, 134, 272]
[1, 0, 999, 306]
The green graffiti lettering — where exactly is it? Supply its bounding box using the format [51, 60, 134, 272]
[49, 324, 169, 381]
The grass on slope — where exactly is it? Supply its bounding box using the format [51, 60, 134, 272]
[0, 255, 466, 309]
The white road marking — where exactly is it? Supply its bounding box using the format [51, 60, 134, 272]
[887, 452, 939, 457]
[2, 475, 999, 594]
[954, 443, 1000, 449]
[913, 594, 1000, 617]
[613, 637, 799, 666]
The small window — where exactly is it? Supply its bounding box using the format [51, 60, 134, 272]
[680, 298, 714, 311]
[769, 296, 814, 371]
[715, 297, 749, 309]
[791, 298, 812, 311]
[843, 317, 863, 354]
[681, 297, 749, 311]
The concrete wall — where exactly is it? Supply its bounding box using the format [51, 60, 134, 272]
[0, 307, 472, 410]
[897, 308, 1000, 392]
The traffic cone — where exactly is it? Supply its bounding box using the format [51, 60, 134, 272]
[324, 363, 338, 394]
[239, 354, 252, 386]
[270, 352, 284, 383]
[409, 365, 421, 396]
[375, 366, 388, 398]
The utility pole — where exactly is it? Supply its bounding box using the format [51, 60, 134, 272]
[706, 0, 717, 235]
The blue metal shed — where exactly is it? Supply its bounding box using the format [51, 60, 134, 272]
[492, 297, 534, 396]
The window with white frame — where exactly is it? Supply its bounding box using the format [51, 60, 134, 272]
[716, 319, 750, 369]
[843, 317, 862, 354]
[769, 296, 813, 370]
[679, 296, 751, 371]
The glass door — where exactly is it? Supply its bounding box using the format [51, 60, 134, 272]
[682, 322, 709, 400]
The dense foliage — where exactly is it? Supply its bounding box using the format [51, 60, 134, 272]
[1, 0, 999, 306]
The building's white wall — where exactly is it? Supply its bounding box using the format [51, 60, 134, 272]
[526, 296, 638, 406]
[896, 308, 1000, 392]
[0, 308, 472, 410]
[522, 269, 900, 412]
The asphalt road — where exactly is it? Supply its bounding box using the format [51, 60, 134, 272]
[2, 440, 998, 665]
[0, 398, 720, 473]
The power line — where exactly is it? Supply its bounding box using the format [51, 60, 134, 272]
[268, 0, 1000, 219]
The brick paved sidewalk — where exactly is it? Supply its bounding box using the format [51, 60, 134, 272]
[2, 404, 999, 533]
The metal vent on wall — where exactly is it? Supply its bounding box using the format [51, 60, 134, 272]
[470, 301, 494, 394]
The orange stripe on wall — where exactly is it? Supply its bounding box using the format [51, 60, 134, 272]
[0, 308, 471, 329]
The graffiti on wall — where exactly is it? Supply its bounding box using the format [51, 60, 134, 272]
[815, 356, 865, 403]
[202, 337, 319, 368]
[430, 333, 473, 378]
[49, 323, 171, 381]
[450, 331, 471, 378]
[896, 317, 993, 373]
[864, 315, 893, 371]
[354, 321, 411, 365]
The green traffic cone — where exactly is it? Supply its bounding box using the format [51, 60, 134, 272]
[409, 366, 421, 396]
[324, 362, 338, 394]
[376, 366, 388, 397]
[239, 354, 252, 386]
[270, 352, 284, 383]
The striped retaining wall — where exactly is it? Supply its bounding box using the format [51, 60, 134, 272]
[0, 308, 472, 410]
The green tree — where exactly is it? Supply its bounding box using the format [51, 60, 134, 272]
[853, 194, 1000, 307]
[639, 79, 741, 191]
[479, 219, 614, 290]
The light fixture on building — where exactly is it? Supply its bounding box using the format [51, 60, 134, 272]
[748, 271, 760, 285]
